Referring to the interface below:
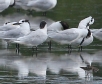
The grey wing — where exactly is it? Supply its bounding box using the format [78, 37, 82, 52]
[49, 30, 79, 42]
[0, 26, 16, 31]
[18, 31, 47, 45]
[3, 29, 23, 38]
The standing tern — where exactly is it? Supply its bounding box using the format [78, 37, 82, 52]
[76, 16, 94, 51]
[47, 21, 69, 50]
[13, 21, 48, 51]
[0, 19, 30, 41]
[49, 28, 90, 50]
[0, 19, 30, 51]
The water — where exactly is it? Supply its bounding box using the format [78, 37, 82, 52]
[0, 49, 101, 84]
[0, 0, 102, 84]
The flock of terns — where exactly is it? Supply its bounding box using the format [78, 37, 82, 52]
[0, 1, 101, 51]
[0, 0, 101, 78]
[0, 16, 99, 52]
[0, 0, 101, 52]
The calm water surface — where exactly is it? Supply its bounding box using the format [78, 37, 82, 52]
[0, 0, 102, 84]
[0, 49, 101, 84]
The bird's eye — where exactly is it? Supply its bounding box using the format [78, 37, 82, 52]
[22, 21, 24, 22]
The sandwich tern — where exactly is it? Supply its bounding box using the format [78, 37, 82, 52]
[49, 28, 90, 50]
[76, 16, 94, 51]
[47, 21, 69, 50]
[0, 19, 30, 42]
[14, 21, 48, 51]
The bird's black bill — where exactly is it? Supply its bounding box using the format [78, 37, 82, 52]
[13, 23, 21, 25]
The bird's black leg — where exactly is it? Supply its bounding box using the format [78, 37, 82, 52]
[16, 43, 19, 54]
[27, 10, 33, 15]
[68, 45, 72, 53]
[42, 12, 47, 16]
[32, 46, 38, 57]
[81, 46, 83, 52]
[48, 41, 51, 51]
[78, 46, 83, 52]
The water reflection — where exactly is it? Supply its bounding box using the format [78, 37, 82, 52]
[0, 49, 101, 83]
[47, 52, 94, 79]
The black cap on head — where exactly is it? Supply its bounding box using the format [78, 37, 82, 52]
[21, 19, 29, 22]
[40, 21, 47, 29]
[20, 19, 30, 24]
[25, 20, 30, 24]
[25, 20, 29, 22]
[60, 21, 69, 30]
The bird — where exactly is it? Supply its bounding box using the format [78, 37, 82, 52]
[13, 21, 48, 51]
[9, 0, 15, 7]
[80, 55, 99, 78]
[0, 19, 30, 51]
[0, 21, 20, 48]
[47, 21, 69, 50]
[72, 16, 94, 51]
[49, 28, 90, 51]
[80, 65, 99, 78]
[0, 19, 30, 41]
[0, 0, 15, 12]
[0, 13, 55, 31]
[27, 0, 57, 11]
[14, 0, 29, 11]
[27, 0, 57, 15]
[78, 16, 94, 29]
[48, 21, 69, 34]
[14, 0, 57, 15]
